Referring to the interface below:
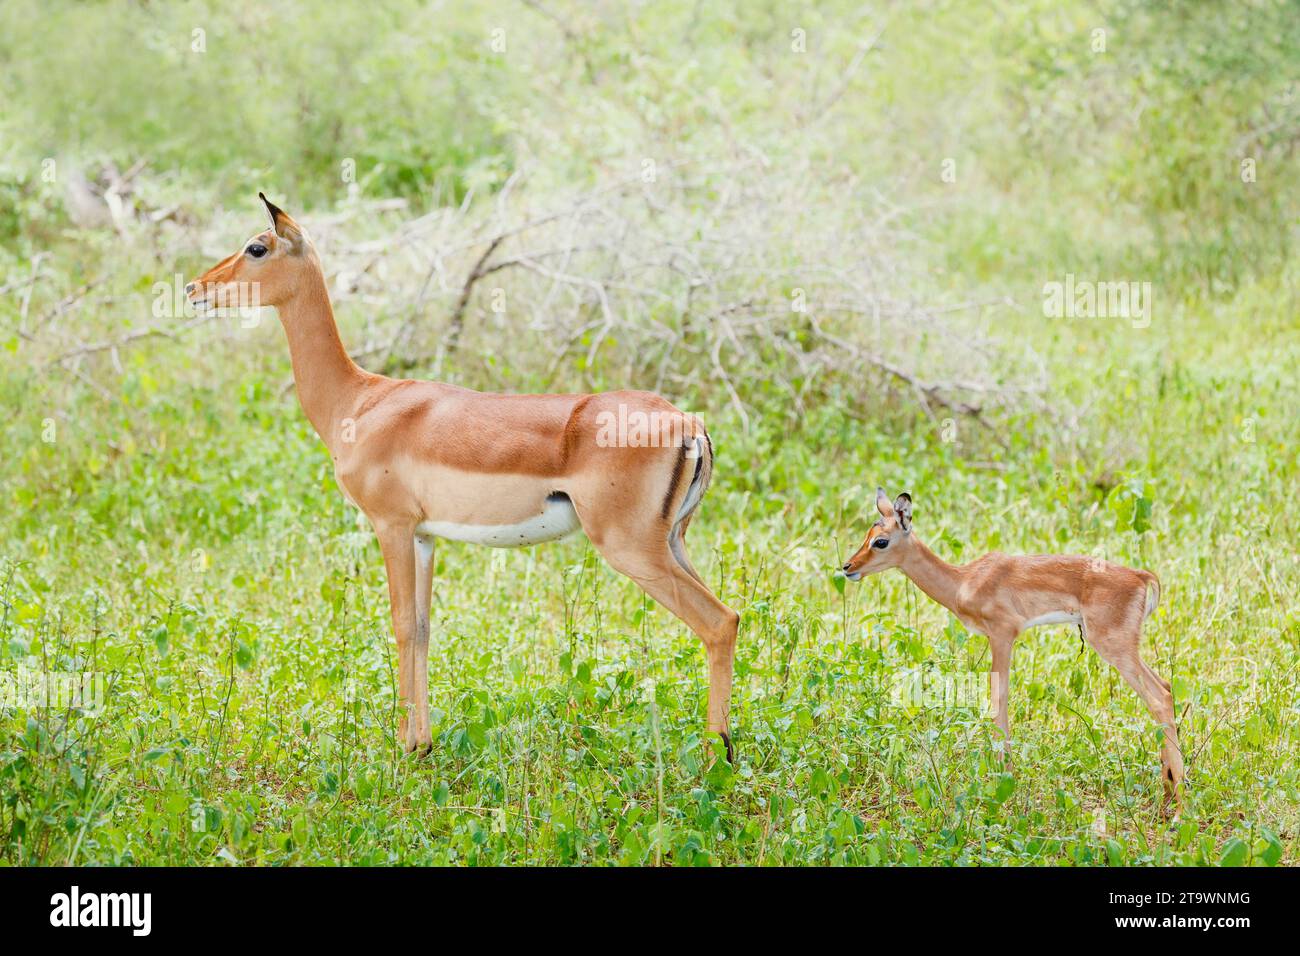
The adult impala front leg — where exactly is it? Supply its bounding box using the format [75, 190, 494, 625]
[376, 523, 431, 755]
[411, 528, 435, 753]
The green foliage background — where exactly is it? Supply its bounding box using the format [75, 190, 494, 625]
[0, 0, 1296, 865]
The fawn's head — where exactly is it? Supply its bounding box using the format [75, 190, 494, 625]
[187, 193, 316, 311]
[841, 488, 914, 580]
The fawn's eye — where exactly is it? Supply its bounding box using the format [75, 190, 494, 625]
[246, 243, 268, 259]
[872, 537, 889, 549]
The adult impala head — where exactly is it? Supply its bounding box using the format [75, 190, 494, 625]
[840, 487, 913, 580]
[186, 193, 316, 311]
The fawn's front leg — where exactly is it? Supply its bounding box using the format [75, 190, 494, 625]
[988, 632, 1015, 767]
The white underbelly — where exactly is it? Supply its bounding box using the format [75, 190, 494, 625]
[1020, 611, 1083, 631]
[416, 494, 582, 548]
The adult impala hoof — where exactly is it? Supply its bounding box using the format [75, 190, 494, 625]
[715, 730, 735, 765]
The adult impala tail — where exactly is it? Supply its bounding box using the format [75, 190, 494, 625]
[840, 488, 1184, 812]
[188, 194, 739, 761]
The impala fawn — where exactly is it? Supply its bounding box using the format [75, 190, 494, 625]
[186, 195, 739, 760]
[841, 488, 1183, 809]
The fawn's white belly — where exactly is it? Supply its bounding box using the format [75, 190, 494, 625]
[1020, 611, 1083, 631]
[416, 493, 581, 548]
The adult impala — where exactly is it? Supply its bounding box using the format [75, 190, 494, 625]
[187, 194, 739, 759]
[841, 489, 1183, 809]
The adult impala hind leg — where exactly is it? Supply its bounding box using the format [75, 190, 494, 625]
[1082, 608, 1183, 811]
[580, 513, 739, 761]
[669, 519, 738, 758]
[612, 539, 739, 761]
[668, 512, 707, 587]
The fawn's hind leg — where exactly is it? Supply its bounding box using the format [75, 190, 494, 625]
[1082, 607, 1183, 811]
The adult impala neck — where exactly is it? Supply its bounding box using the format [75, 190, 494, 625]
[276, 262, 366, 445]
[898, 536, 965, 613]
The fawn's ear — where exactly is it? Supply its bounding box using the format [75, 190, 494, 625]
[893, 492, 913, 532]
[259, 192, 304, 250]
[876, 487, 894, 518]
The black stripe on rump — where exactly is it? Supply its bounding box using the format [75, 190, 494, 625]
[659, 438, 703, 521]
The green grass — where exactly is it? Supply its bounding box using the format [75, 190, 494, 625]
[1, 0, 1297, 866]
[2, 318, 1295, 865]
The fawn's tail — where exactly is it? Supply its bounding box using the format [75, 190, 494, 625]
[1139, 569, 1161, 619]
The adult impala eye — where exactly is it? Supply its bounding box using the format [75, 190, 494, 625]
[872, 537, 889, 549]
[246, 242, 268, 258]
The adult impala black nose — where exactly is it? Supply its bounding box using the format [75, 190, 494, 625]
[841, 563, 852, 572]
[185, 282, 196, 296]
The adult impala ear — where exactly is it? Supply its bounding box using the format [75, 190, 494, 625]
[259, 192, 304, 250]
[893, 492, 913, 532]
[876, 487, 894, 518]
